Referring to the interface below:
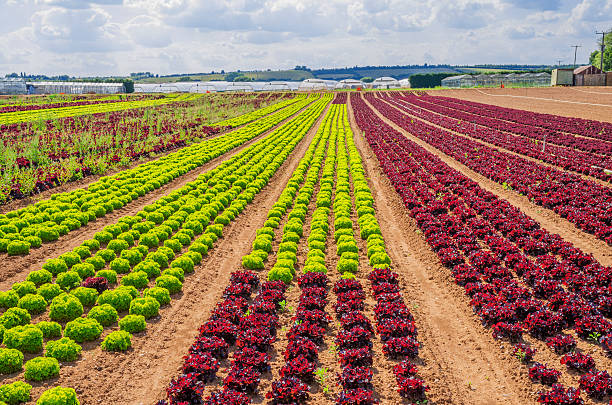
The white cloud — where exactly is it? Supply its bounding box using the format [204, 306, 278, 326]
[124, 15, 171, 48]
[0, 0, 607, 76]
[34, 0, 123, 9]
[31, 7, 126, 52]
[572, 0, 612, 22]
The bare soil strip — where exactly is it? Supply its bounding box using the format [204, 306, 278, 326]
[362, 96, 612, 267]
[15, 101, 332, 405]
[347, 95, 533, 405]
[0, 100, 316, 289]
[429, 88, 612, 123]
[473, 89, 612, 108]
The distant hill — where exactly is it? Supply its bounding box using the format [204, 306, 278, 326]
[132, 64, 558, 83]
[311, 65, 460, 80]
[134, 70, 313, 83]
[243, 70, 314, 81]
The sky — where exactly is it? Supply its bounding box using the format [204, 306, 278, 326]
[0, 0, 610, 77]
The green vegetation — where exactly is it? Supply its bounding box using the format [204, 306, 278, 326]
[589, 30, 612, 71]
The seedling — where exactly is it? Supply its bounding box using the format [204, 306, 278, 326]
[588, 331, 601, 343]
[315, 367, 330, 394]
[515, 348, 526, 362]
[329, 343, 338, 359]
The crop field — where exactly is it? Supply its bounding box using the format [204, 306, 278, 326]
[0, 88, 610, 405]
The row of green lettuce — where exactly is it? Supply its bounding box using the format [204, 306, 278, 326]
[212, 95, 304, 128]
[242, 104, 390, 283]
[241, 96, 334, 282]
[0, 95, 332, 405]
[0, 95, 314, 258]
[339, 104, 391, 269]
[0, 94, 198, 126]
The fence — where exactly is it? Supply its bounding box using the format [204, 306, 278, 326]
[574, 74, 607, 86]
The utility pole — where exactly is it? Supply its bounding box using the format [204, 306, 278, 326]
[596, 31, 606, 71]
[556, 59, 563, 67]
[570, 45, 581, 68]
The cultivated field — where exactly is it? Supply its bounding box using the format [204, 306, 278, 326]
[433, 87, 612, 123]
[0, 89, 610, 405]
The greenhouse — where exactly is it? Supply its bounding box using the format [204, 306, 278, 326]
[188, 83, 218, 93]
[441, 72, 551, 88]
[0, 78, 27, 94]
[298, 78, 337, 91]
[370, 77, 400, 89]
[27, 82, 125, 94]
[261, 82, 292, 91]
[399, 79, 411, 88]
[224, 82, 255, 92]
[441, 74, 475, 88]
[335, 79, 364, 89]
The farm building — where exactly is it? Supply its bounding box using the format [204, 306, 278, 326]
[370, 77, 400, 89]
[27, 81, 125, 94]
[0, 77, 27, 94]
[551, 69, 574, 86]
[573, 65, 606, 86]
[335, 79, 364, 89]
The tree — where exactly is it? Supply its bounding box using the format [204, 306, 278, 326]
[361, 77, 374, 83]
[122, 79, 134, 93]
[589, 50, 600, 66]
[409, 73, 460, 88]
[224, 72, 241, 81]
[589, 30, 612, 71]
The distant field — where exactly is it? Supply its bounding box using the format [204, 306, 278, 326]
[242, 70, 314, 81]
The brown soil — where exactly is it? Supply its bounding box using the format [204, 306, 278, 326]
[0, 101, 314, 290]
[23, 101, 331, 405]
[362, 95, 612, 267]
[429, 87, 612, 123]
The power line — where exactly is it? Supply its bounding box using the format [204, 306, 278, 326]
[570, 45, 581, 68]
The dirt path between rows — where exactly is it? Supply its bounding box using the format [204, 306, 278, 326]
[21, 101, 331, 405]
[347, 94, 534, 405]
[378, 96, 611, 188]
[0, 101, 314, 290]
[361, 95, 612, 267]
